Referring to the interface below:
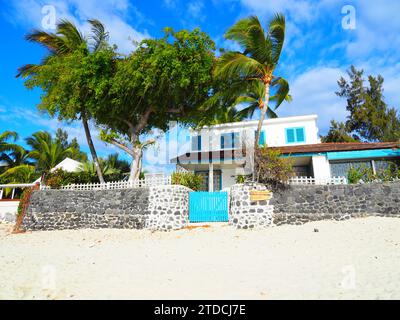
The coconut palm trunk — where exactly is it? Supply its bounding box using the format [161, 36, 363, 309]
[82, 115, 105, 184]
[255, 82, 271, 147]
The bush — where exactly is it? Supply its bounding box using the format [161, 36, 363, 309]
[254, 146, 295, 188]
[347, 163, 400, 184]
[347, 166, 367, 184]
[171, 172, 203, 191]
[44, 169, 102, 187]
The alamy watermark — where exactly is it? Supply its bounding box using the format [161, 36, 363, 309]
[340, 265, 356, 290]
[41, 5, 56, 30]
[341, 5, 356, 30]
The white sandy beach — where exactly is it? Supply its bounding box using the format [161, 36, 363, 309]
[1, 217, 400, 300]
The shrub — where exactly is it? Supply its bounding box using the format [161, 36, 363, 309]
[171, 172, 203, 191]
[235, 175, 247, 184]
[254, 146, 295, 188]
[347, 166, 367, 184]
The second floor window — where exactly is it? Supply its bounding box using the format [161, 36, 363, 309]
[192, 135, 201, 151]
[221, 132, 240, 149]
[285, 127, 306, 144]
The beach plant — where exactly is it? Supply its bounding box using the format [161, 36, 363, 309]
[254, 146, 294, 188]
[171, 172, 203, 191]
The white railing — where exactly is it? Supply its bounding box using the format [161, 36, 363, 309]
[0, 183, 36, 200]
[288, 176, 347, 185]
[40, 176, 172, 191]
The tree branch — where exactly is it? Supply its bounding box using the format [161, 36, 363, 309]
[134, 108, 153, 135]
[109, 138, 133, 156]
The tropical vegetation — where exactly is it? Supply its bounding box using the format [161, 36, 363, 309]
[0, 130, 129, 188]
[322, 66, 400, 143]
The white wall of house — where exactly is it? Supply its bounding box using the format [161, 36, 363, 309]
[191, 115, 320, 152]
[221, 168, 239, 189]
[0, 200, 19, 223]
[312, 155, 332, 180]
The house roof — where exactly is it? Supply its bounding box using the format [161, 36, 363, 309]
[269, 142, 399, 155]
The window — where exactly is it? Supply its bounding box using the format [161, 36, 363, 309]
[221, 132, 240, 149]
[191, 135, 201, 151]
[285, 127, 306, 144]
[255, 130, 266, 146]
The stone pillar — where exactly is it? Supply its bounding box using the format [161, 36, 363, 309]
[229, 183, 274, 229]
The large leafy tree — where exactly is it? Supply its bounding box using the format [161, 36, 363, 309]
[214, 15, 289, 147]
[331, 66, 400, 142]
[17, 19, 109, 183]
[97, 28, 216, 181]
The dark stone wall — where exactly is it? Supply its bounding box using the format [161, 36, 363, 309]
[270, 182, 400, 225]
[22, 185, 190, 231]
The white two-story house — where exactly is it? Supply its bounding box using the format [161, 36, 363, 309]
[171, 113, 400, 191]
[171, 114, 321, 191]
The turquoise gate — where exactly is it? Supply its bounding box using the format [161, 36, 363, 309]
[189, 192, 229, 223]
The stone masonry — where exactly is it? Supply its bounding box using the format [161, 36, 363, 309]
[229, 183, 274, 229]
[22, 185, 190, 231]
[270, 182, 400, 225]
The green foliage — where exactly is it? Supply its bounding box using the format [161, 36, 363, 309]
[95, 27, 216, 138]
[347, 163, 400, 184]
[171, 172, 203, 191]
[347, 166, 368, 184]
[254, 147, 295, 188]
[214, 14, 290, 149]
[235, 175, 248, 184]
[17, 188, 33, 217]
[321, 120, 358, 143]
[26, 131, 76, 172]
[329, 66, 400, 142]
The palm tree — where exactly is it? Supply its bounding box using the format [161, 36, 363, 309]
[26, 131, 74, 172]
[0, 131, 22, 156]
[215, 14, 289, 148]
[0, 165, 37, 184]
[17, 19, 108, 183]
[0, 147, 32, 170]
[235, 80, 292, 120]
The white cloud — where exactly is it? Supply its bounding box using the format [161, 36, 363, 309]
[187, 0, 205, 20]
[7, 0, 150, 53]
[279, 67, 347, 134]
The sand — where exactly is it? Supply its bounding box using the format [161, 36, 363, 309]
[1, 217, 400, 300]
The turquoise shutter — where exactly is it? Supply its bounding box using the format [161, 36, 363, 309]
[220, 135, 225, 149]
[259, 131, 266, 146]
[192, 135, 201, 151]
[296, 128, 305, 143]
[286, 128, 295, 143]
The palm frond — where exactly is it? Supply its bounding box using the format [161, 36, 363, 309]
[56, 19, 86, 53]
[215, 52, 264, 79]
[268, 13, 286, 65]
[88, 19, 109, 52]
[271, 77, 289, 109]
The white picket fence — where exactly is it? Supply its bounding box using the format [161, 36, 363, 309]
[40, 176, 172, 191]
[288, 176, 348, 185]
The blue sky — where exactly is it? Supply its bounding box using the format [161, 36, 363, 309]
[1, 0, 400, 173]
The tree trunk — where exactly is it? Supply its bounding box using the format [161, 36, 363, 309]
[128, 146, 143, 182]
[82, 116, 105, 184]
[253, 83, 271, 181]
